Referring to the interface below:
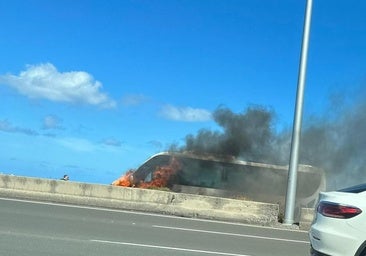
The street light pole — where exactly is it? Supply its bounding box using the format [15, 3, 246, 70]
[284, 0, 313, 225]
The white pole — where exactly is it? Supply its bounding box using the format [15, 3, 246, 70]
[284, 0, 313, 225]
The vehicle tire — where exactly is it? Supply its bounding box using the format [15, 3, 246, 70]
[356, 242, 366, 256]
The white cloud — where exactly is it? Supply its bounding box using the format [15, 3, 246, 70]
[121, 94, 149, 106]
[43, 115, 63, 130]
[0, 63, 116, 108]
[101, 137, 122, 147]
[160, 105, 212, 122]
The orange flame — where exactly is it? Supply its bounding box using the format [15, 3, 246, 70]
[111, 170, 134, 187]
[112, 157, 181, 189]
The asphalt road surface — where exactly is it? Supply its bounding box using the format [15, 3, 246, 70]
[0, 197, 310, 256]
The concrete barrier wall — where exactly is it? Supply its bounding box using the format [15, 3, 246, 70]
[0, 174, 279, 226]
[299, 208, 315, 230]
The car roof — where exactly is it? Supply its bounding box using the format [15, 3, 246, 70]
[338, 183, 366, 193]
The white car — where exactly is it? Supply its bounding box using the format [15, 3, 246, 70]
[309, 184, 366, 256]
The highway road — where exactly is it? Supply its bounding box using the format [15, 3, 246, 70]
[0, 197, 310, 256]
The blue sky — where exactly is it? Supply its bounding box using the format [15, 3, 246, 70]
[0, 0, 365, 185]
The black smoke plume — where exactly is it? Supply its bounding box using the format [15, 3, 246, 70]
[180, 106, 279, 162]
[172, 90, 366, 190]
[300, 93, 366, 189]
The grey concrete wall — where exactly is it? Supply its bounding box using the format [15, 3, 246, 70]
[299, 207, 315, 230]
[0, 174, 279, 226]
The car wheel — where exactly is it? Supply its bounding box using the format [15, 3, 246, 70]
[357, 244, 366, 256]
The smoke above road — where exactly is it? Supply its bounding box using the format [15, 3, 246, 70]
[299, 91, 366, 189]
[171, 91, 366, 190]
[172, 106, 281, 163]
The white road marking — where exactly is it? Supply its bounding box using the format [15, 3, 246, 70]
[91, 239, 253, 256]
[153, 225, 310, 244]
[0, 230, 86, 243]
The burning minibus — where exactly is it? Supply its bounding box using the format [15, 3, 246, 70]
[113, 151, 326, 219]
